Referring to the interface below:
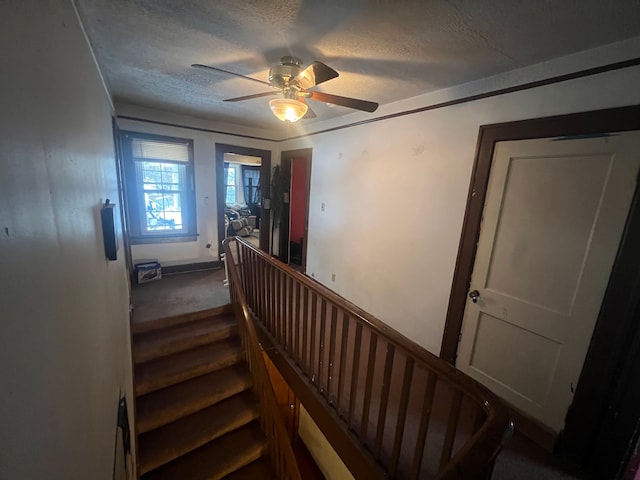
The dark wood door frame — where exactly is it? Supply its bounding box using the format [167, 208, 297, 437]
[215, 143, 271, 254]
[440, 104, 640, 468]
[278, 148, 312, 266]
[561, 183, 640, 477]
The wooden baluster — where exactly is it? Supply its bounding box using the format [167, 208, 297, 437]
[251, 251, 259, 317]
[336, 312, 350, 414]
[348, 323, 363, 427]
[282, 271, 288, 346]
[238, 243, 245, 294]
[302, 286, 309, 371]
[269, 264, 276, 334]
[439, 389, 463, 472]
[286, 275, 293, 353]
[281, 273, 288, 350]
[263, 263, 270, 331]
[261, 257, 267, 324]
[410, 372, 438, 479]
[273, 268, 279, 341]
[294, 281, 301, 364]
[309, 292, 318, 384]
[327, 305, 338, 404]
[243, 247, 249, 296]
[390, 357, 415, 476]
[250, 250, 256, 315]
[249, 249, 256, 308]
[276, 269, 283, 343]
[472, 403, 486, 435]
[374, 343, 395, 458]
[318, 298, 327, 396]
[243, 246, 250, 304]
[281, 272, 287, 348]
[360, 332, 378, 441]
[260, 259, 267, 328]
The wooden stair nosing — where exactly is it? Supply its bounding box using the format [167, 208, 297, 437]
[136, 364, 252, 434]
[138, 391, 260, 475]
[141, 422, 268, 480]
[134, 315, 238, 364]
[132, 304, 233, 335]
[135, 339, 243, 396]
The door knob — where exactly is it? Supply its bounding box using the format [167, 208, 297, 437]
[469, 290, 480, 303]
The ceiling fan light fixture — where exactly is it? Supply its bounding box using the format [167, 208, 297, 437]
[269, 98, 308, 122]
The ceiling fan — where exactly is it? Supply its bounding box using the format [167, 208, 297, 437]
[192, 56, 379, 122]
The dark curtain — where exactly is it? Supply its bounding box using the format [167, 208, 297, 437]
[242, 166, 261, 206]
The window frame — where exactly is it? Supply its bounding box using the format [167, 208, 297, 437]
[121, 131, 198, 244]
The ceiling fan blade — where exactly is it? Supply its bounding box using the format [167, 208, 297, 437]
[296, 61, 339, 89]
[224, 91, 280, 102]
[306, 91, 378, 113]
[191, 63, 271, 87]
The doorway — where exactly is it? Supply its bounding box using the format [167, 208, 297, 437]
[455, 133, 640, 432]
[215, 143, 271, 253]
[278, 148, 312, 270]
[441, 105, 640, 472]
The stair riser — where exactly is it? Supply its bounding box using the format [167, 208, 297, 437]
[138, 401, 260, 474]
[132, 304, 233, 335]
[134, 325, 239, 364]
[136, 369, 252, 434]
[135, 350, 244, 397]
[212, 443, 268, 480]
[140, 423, 268, 480]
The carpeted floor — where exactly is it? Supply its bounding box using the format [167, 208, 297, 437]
[130, 269, 586, 480]
[131, 268, 229, 324]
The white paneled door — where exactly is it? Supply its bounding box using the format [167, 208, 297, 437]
[456, 132, 640, 432]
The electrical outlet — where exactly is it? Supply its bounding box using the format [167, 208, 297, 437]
[331, 273, 336, 282]
[321, 202, 325, 212]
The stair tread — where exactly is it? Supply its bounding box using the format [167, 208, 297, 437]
[136, 364, 252, 434]
[142, 422, 268, 480]
[222, 458, 275, 480]
[139, 391, 260, 474]
[135, 339, 243, 396]
[134, 315, 238, 364]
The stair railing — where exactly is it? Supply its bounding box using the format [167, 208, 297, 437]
[226, 236, 513, 479]
[221, 239, 302, 480]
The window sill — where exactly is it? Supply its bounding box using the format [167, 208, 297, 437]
[130, 234, 199, 245]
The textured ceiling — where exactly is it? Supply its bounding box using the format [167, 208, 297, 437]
[75, 0, 640, 130]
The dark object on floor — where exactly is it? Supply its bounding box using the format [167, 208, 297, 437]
[135, 260, 162, 284]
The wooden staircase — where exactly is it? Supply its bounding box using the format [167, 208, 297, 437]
[133, 306, 275, 479]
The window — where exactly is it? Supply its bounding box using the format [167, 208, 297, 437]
[122, 131, 197, 243]
[224, 163, 241, 204]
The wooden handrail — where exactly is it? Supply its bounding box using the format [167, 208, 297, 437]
[227, 236, 513, 479]
[221, 238, 302, 480]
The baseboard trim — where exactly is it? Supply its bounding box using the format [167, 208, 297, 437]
[506, 403, 557, 453]
[161, 261, 222, 275]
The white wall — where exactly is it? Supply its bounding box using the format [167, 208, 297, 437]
[281, 37, 640, 355]
[115, 105, 279, 265]
[0, 1, 134, 478]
